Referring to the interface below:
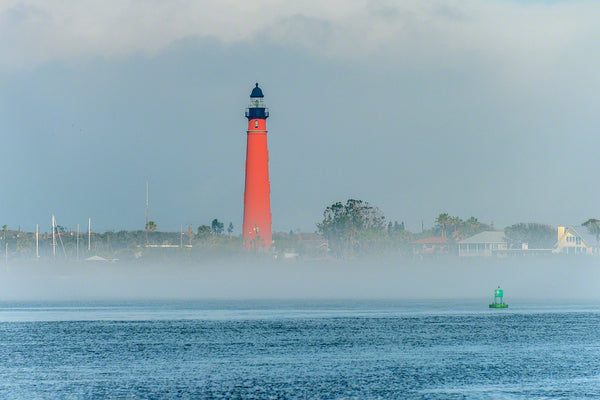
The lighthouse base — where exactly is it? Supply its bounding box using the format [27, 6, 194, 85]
[489, 303, 509, 309]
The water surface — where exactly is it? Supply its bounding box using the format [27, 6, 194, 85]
[1, 299, 599, 399]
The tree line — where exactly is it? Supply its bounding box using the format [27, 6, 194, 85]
[3, 200, 600, 260]
[316, 199, 598, 258]
[0, 218, 240, 261]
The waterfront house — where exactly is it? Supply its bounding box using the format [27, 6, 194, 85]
[457, 231, 507, 257]
[554, 226, 599, 255]
[411, 236, 450, 255]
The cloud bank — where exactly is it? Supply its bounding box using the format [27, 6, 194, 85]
[2, 0, 600, 78]
[2, 1, 600, 233]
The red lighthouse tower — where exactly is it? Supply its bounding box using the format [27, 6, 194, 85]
[242, 83, 272, 248]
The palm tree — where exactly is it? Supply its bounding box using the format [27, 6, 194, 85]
[435, 213, 451, 237]
[450, 216, 462, 236]
[465, 217, 480, 233]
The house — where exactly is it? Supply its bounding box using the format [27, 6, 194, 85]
[457, 231, 507, 257]
[554, 226, 599, 255]
[412, 236, 450, 255]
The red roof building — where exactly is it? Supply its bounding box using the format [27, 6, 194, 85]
[412, 236, 450, 255]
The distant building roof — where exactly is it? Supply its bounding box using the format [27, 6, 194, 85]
[85, 255, 109, 262]
[458, 231, 506, 244]
[85, 255, 118, 262]
[567, 226, 599, 247]
[412, 236, 449, 244]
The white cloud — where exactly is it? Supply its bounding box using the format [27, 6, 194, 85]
[1, 0, 600, 79]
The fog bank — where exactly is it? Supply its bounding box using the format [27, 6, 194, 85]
[0, 257, 599, 302]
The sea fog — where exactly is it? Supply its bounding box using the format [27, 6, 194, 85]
[0, 256, 598, 302]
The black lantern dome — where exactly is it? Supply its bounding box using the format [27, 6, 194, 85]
[245, 83, 269, 120]
[250, 83, 264, 98]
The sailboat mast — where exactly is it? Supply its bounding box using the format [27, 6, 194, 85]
[76, 224, 80, 260]
[145, 182, 149, 247]
[52, 215, 56, 257]
[36, 224, 39, 258]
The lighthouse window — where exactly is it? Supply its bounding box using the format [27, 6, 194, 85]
[255, 120, 259, 128]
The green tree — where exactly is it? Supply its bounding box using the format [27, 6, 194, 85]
[504, 223, 556, 249]
[317, 199, 386, 257]
[435, 213, 451, 237]
[146, 221, 157, 232]
[582, 218, 600, 243]
[465, 217, 480, 233]
[227, 222, 234, 236]
[449, 216, 462, 236]
[388, 221, 405, 234]
[197, 225, 211, 239]
[211, 219, 224, 235]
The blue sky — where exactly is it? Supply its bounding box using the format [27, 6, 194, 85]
[1, 0, 600, 233]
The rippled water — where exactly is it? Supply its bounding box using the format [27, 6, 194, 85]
[1, 300, 600, 399]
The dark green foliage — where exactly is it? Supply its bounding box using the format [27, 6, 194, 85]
[432, 214, 492, 240]
[211, 219, 224, 235]
[317, 199, 387, 257]
[504, 223, 557, 249]
[388, 221, 405, 234]
[197, 225, 211, 238]
[434, 214, 463, 238]
[582, 219, 600, 243]
[464, 217, 481, 233]
[387, 221, 409, 245]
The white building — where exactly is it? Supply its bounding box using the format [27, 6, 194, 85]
[458, 231, 508, 257]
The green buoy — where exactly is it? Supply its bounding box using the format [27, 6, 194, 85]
[489, 286, 508, 308]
